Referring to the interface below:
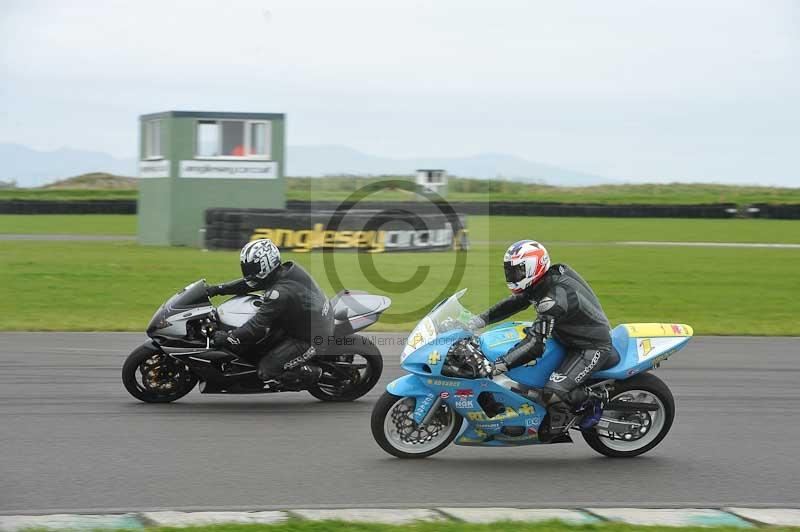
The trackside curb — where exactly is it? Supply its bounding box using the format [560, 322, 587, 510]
[1, 507, 799, 530]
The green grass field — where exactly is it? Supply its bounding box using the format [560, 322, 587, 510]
[4, 214, 800, 244]
[470, 216, 800, 244]
[45, 521, 798, 532]
[1, 214, 799, 334]
[288, 177, 800, 205]
[0, 214, 137, 235]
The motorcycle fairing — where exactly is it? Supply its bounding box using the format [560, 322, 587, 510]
[395, 328, 550, 447]
[386, 374, 439, 424]
[593, 322, 693, 380]
[478, 322, 568, 388]
[479, 321, 693, 382]
[217, 295, 262, 328]
[387, 372, 548, 446]
[216, 290, 392, 334]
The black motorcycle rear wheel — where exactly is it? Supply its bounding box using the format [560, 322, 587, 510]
[307, 335, 383, 402]
[122, 345, 198, 403]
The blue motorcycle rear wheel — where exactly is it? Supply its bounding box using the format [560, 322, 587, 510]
[581, 372, 675, 458]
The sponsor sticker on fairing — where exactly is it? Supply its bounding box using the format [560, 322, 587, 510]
[636, 336, 686, 362]
[427, 378, 460, 387]
[413, 393, 435, 418]
[455, 399, 474, 409]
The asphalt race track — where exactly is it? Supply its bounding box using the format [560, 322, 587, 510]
[1, 333, 798, 513]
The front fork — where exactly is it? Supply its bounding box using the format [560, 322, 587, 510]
[419, 396, 443, 427]
[386, 375, 441, 426]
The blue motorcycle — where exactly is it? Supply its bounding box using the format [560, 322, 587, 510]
[371, 289, 693, 459]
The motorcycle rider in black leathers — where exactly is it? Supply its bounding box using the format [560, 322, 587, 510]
[208, 238, 332, 386]
[467, 240, 612, 441]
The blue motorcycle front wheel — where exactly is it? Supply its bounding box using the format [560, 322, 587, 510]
[371, 392, 463, 459]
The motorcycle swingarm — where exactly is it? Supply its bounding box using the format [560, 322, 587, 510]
[595, 417, 645, 434]
[604, 400, 659, 412]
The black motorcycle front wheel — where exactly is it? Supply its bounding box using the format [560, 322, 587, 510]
[307, 335, 383, 402]
[122, 345, 198, 403]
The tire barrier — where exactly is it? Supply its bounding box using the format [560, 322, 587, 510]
[749, 203, 800, 220]
[204, 208, 469, 252]
[287, 200, 739, 218]
[3, 199, 796, 219]
[0, 200, 136, 214]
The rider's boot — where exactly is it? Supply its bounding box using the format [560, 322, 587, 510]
[298, 364, 322, 385]
[280, 364, 322, 390]
[577, 386, 609, 429]
[540, 386, 599, 441]
[539, 400, 573, 443]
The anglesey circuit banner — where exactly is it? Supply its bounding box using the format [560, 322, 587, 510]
[138, 160, 170, 178]
[179, 160, 278, 179]
[204, 209, 469, 253]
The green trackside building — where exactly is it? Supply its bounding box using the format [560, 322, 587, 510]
[137, 110, 286, 247]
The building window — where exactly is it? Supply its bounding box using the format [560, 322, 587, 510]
[144, 120, 163, 159]
[195, 120, 271, 159]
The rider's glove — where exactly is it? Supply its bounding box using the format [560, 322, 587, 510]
[532, 316, 555, 338]
[211, 330, 240, 348]
[466, 316, 486, 332]
[530, 339, 546, 358]
[492, 357, 510, 376]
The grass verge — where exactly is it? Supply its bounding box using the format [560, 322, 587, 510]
[1, 238, 798, 334]
[288, 177, 800, 206]
[0, 215, 137, 235]
[46, 521, 799, 532]
[3, 214, 800, 244]
[470, 216, 800, 244]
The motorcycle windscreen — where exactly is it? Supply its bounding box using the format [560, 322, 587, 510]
[169, 280, 212, 310]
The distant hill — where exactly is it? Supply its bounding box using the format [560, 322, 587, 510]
[1, 142, 610, 187]
[287, 145, 610, 185]
[0, 143, 136, 187]
[43, 172, 137, 189]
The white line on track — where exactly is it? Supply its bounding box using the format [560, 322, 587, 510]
[616, 241, 800, 249]
[472, 240, 800, 248]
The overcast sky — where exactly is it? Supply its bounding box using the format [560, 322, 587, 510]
[1, 0, 798, 185]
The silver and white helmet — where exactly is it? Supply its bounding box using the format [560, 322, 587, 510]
[240, 239, 281, 287]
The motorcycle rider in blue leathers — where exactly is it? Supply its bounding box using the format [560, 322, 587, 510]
[467, 240, 612, 441]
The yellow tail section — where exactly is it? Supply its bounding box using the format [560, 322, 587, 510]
[623, 323, 693, 338]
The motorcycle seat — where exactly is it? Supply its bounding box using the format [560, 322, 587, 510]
[330, 290, 391, 320]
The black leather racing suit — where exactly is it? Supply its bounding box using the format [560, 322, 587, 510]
[479, 264, 612, 408]
[208, 261, 333, 380]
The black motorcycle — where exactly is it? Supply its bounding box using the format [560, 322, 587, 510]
[122, 280, 390, 403]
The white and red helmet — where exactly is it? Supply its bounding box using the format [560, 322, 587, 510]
[503, 240, 551, 293]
